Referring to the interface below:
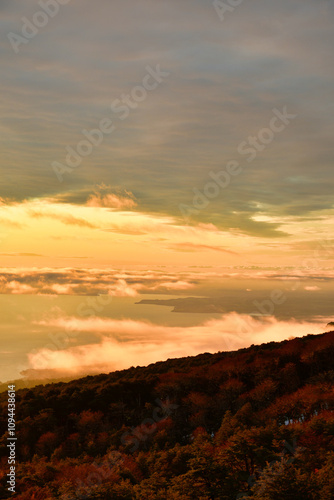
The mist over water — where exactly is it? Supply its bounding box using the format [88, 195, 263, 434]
[1, 274, 331, 385]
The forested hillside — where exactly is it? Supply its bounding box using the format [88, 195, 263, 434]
[1, 331, 334, 499]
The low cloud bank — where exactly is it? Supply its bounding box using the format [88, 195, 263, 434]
[23, 313, 325, 381]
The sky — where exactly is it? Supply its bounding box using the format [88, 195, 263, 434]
[0, 0, 333, 384]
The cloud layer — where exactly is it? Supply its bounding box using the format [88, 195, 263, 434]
[25, 313, 325, 380]
[1, 0, 333, 236]
[1, 265, 334, 297]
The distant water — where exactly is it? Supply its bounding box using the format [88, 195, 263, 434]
[0, 293, 221, 382]
[0, 281, 331, 383]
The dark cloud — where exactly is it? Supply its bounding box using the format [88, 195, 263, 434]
[0, 0, 333, 235]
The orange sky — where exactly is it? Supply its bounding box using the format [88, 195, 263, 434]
[1, 197, 333, 271]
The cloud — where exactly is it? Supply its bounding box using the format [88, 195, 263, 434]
[29, 210, 98, 229]
[1, 266, 334, 297]
[0, 253, 43, 257]
[26, 313, 325, 379]
[108, 279, 142, 297]
[0, 218, 24, 229]
[50, 283, 73, 294]
[0, 198, 18, 206]
[170, 243, 238, 255]
[56, 214, 98, 229]
[102, 227, 146, 235]
[1, 0, 333, 240]
[153, 280, 195, 291]
[87, 192, 137, 210]
[6, 281, 36, 294]
[0, 268, 199, 296]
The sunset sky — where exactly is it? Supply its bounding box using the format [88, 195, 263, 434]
[0, 0, 333, 384]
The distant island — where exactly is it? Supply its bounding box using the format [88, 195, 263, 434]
[136, 297, 227, 313]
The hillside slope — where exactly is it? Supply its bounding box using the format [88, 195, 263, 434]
[1, 331, 334, 499]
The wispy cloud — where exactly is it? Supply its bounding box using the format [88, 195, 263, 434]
[0, 218, 25, 229]
[170, 242, 238, 255]
[0, 252, 43, 257]
[29, 210, 98, 229]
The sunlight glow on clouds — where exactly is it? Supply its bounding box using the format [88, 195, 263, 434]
[0, 197, 333, 270]
[86, 192, 137, 210]
[25, 313, 325, 379]
[1, 0, 333, 236]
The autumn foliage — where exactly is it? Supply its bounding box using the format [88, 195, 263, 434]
[0, 331, 334, 498]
